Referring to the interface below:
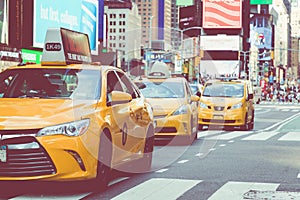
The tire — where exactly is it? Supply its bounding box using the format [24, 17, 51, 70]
[249, 111, 254, 130]
[133, 126, 154, 173]
[142, 128, 154, 172]
[93, 130, 112, 191]
[198, 124, 204, 131]
[240, 113, 250, 131]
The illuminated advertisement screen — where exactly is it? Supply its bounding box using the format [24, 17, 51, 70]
[203, 0, 242, 29]
[176, 0, 194, 6]
[250, 0, 272, 5]
[33, 0, 98, 54]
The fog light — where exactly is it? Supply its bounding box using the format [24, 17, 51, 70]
[66, 150, 86, 171]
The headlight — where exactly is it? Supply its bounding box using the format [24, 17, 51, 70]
[200, 102, 208, 109]
[172, 105, 188, 115]
[37, 119, 90, 137]
[231, 102, 243, 109]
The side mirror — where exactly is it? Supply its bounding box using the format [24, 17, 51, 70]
[191, 94, 200, 102]
[108, 91, 132, 106]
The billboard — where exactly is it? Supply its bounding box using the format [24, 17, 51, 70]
[33, 0, 98, 54]
[250, 16, 272, 50]
[203, 0, 242, 29]
[176, 0, 194, 6]
[201, 35, 241, 51]
[250, 0, 272, 5]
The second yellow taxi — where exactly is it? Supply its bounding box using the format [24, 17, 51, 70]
[134, 61, 199, 144]
[198, 77, 255, 131]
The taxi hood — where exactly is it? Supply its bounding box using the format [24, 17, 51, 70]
[0, 98, 97, 130]
[146, 98, 185, 116]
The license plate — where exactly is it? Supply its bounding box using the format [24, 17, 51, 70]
[213, 115, 224, 120]
[0, 145, 7, 163]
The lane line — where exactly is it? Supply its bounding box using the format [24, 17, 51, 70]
[155, 168, 169, 173]
[177, 160, 189, 164]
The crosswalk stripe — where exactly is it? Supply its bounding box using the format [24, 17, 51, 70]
[278, 132, 300, 141]
[111, 178, 202, 200]
[198, 130, 223, 139]
[208, 181, 280, 200]
[10, 193, 91, 200]
[205, 131, 252, 140]
[242, 131, 279, 141]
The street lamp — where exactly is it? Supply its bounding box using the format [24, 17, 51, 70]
[149, 16, 154, 49]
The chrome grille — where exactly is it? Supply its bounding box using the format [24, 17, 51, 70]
[0, 134, 56, 177]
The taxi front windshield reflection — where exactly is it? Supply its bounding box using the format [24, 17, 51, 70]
[202, 83, 244, 98]
[0, 68, 101, 100]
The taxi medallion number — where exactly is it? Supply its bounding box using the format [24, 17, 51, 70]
[0, 145, 7, 163]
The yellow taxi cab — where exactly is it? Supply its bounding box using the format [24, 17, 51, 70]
[198, 77, 255, 131]
[134, 61, 199, 144]
[0, 28, 154, 189]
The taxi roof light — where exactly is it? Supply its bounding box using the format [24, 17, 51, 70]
[41, 27, 92, 66]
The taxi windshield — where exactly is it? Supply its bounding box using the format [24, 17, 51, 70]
[0, 68, 101, 100]
[202, 83, 244, 98]
[138, 81, 185, 98]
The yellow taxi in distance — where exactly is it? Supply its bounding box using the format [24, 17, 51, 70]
[134, 62, 199, 144]
[198, 77, 255, 131]
[0, 28, 154, 189]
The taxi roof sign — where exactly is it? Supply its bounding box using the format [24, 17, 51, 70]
[41, 27, 92, 66]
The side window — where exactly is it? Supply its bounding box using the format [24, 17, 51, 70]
[116, 71, 140, 99]
[106, 71, 123, 104]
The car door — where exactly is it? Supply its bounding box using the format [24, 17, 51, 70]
[106, 70, 130, 166]
[115, 71, 151, 159]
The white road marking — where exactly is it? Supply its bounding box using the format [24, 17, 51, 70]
[242, 131, 279, 141]
[297, 173, 300, 178]
[219, 144, 226, 147]
[195, 153, 203, 157]
[111, 178, 202, 200]
[228, 140, 235, 143]
[208, 181, 280, 200]
[292, 109, 299, 112]
[11, 193, 92, 200]
[278, 132, 300, 141]
[198, 130, 223, 139]
[109, 177, 130, 186]
[206, 131, 252, 140]
[155, 168, 169, 173]
[177, 160, 189, 164]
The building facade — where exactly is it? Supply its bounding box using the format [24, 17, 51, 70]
[104, 2, 142, 64]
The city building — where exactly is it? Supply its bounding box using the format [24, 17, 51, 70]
[104, 1, 142, 66]
[290, 3, 300, 80]
[132, 0, 172, 49]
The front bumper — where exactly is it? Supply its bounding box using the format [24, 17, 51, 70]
[154, 114, 190, 137]
[198, 108, 245, 127]
[0, 132, 98, 181]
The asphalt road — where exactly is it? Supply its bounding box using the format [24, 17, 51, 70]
[1, 102, 300, 200]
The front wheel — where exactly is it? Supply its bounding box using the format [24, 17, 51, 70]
[93, 130, 112, 191]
